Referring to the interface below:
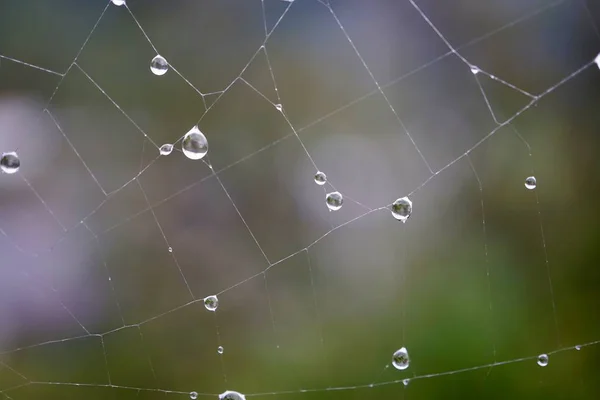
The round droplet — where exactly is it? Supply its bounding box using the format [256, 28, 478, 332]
[470, 66, 480, 75]
[182, 126, 208, 160]
[1, 152, 20, 174]
[111, 0, 126, 5]
[575, 345, 581, 351]
[150, 55, 169, 76]
[159, 144, 173, 156]
[204, 295, 218, 312]
[403, 379, 410, 386]
[275, 104, 283, 112]
[391, 197, 412, 223]
[314, 171, 327, 185]
[524, 176, 537, 190]
[168, 247, 173, 253]
[392, 347, 410, 370]
[325, 191, 343, 211]
[219, 391, 246, 400]
[217, 346, 224, 354]
[537, 353, 548, 367]
[190, 392, 198, 400]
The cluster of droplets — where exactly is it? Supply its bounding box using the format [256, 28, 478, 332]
[0, 152, 20, 174]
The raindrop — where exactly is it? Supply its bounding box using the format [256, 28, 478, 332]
[537, 353, 548, 367]
[392, 347, 410, 370]
[159, 144, 173, 156]
[204, 295, 219, 312]
[391, 197, 412, 223]
[1, 152, 20, 174]
[217, 346, 224, 354]
[190, 392, 198, 400]
[325, 191, 343, 211]
[150, 55, 169, 76]
[314, 171, 327, 185]
[470, 66, 480, 75]
[111, 0, 125, 5]
[219, 391, 246, 400]
[524, 176, 537, 190]
[182, 126, 209, 160]
[275, 104, 283, 112]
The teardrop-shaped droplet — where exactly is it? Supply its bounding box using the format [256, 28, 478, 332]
[219, 391, 246, 400]
[325, 191, 343, 211]
[150, 55, 169, 76]
[189, 392, 198, 400]
[275, 104, 283, 112]
[182, 126, 208, 160]
[111, 0, 126, 5]
[204, 295, 218, 312]
[314, 171, 327, 186]
[392, 347, 410, 370]
[391, 197, 412, 223]
[470, 66, 480, 75]
[1, 152, 20, 174]
[403, 379, 410, 386]
[524, 176, 536, 190]
[537, 353, 548, 367]
[159, 144, 173, 156]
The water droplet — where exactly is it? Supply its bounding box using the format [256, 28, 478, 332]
[575, 345, 581, 351]
[168, 247, 173, 253]
[392, 347, 410, 370]
[314, 171, 327, 185]
[217, 346, 224, 354]
[204, 295, 218, 312]
[391, 197, 412, 223]
[537, 353, 548, 367]
[111, 0, 126, 5]
[275, 104, 283, 112]
[150, 55, 169, 76]
[159, 144, 173, 156]
[524, 176, 536, 190]
[182, 126, 209, 160]
[325, 191, 343, 211]
[219, 391, 246, 400]
[470, 66, 480, 75]
[403, 379, 410, 386]
[190, 392, 198, 400]
[1, 152, 20, 174]
[595, 53, 600, 69]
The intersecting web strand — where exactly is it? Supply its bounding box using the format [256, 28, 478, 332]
[0, 0, 599, 398]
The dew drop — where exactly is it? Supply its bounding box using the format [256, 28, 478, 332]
[537, 353, 548, 367]
[314, 171, 327, 185]
[190, 392, 198, 400]
[595, 53, 600, 69]
[576, 345, 581, 351]
[159, 144, 173, 156]
[392, 347, 410, 370]
[403, 379, 410, 386]
[1, 152, 20, 174]
[217, 346, 224, 354]
[391, 197, 412, 223]
[204, 295, 219, 312]
[325, 191, 343, 211]
[470, 66, 480, 75]
[219, 390, 246, 400]
[524, 176, 537, 190]
[275, 104, 283, 111]
[182, 126, 209, 160]
[111, 0, 126, 5]
[150, 55, 169, 76]
[168, 247, 173, 253]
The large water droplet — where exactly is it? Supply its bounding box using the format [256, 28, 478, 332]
[1, 152, 20, 174]
[325, 191, 343, 211]
[182, 126, 208, 160]
[537, 353, 548, 367]
[204, 295, 218, 312]
[219, 391, 246, 400]
[217, 346, 224, 354]
[314, 171, 327, 186]
[190, 392, 198, 400]
[111, 0, 125, 5]
[392, 347, 410, 370]
[159, 144, 173, 156]
[150, 55, 169, 76]
[391, 197, 412, 223]
[524, 176, 537, 190]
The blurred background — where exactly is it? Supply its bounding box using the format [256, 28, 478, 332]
[0, 0, 599, 398]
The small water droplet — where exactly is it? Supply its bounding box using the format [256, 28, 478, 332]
[524, 176, 537, 190]
[275, 104, 283, 111]
[219, 391, 246, 400]
[403, 379, 410, 386]
[168, 247, 173, 253]
[470, 66, 480, 75]
[314, 171, 327, 185]
[159, 144, 173, 156]
[217, 346, 224, 354]
[595, 53, 600, 69]
[391, 197, 412, 223]
[204, 295, 219, 312]
[182, 126, 209, 160]
[576, 345, 581, 351]
[111, 0, 126, 5]
[190, 392, 198, 400]
[537, 353, 548, 367]
[1, 152, 20, 174]
[150, 55, 169, 76]
[392, 347, 410, 370]
[325, 191, 343, 211]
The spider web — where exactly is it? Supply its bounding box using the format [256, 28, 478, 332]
[0, 0, 599, 398]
